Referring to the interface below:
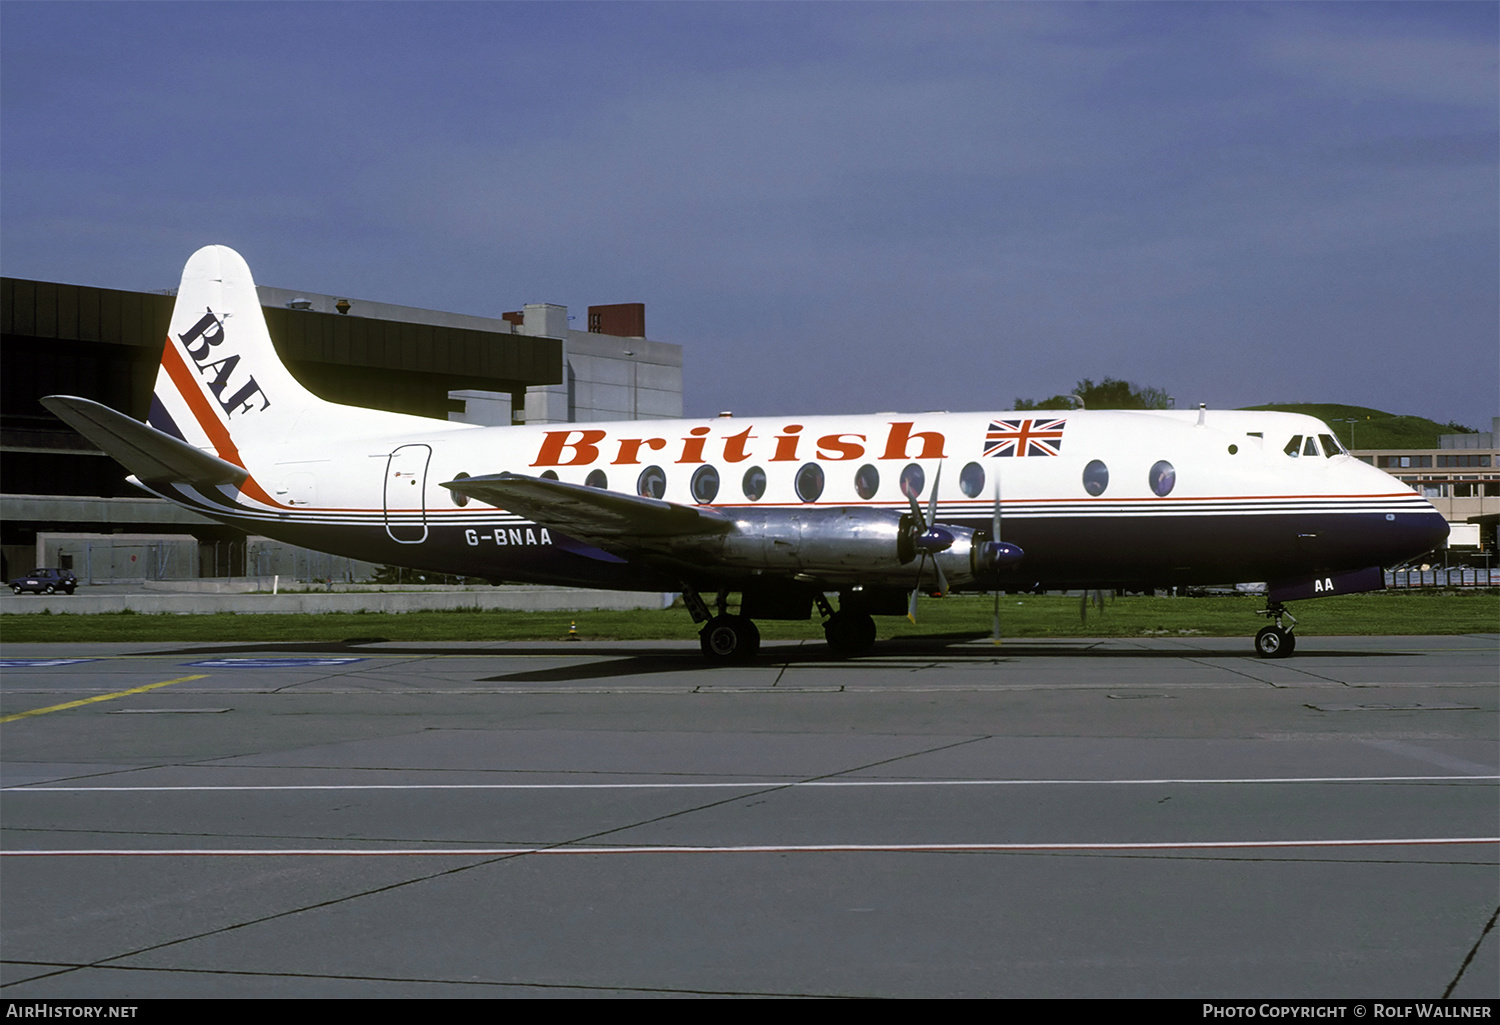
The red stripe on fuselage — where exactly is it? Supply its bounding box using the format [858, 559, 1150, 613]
[159, 336, 281, 507]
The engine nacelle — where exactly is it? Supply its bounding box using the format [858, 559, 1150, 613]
[674, 507, 1018, 590]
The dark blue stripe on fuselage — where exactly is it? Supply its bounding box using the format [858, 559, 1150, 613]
[147, 395, 188, 442]
[144, 481, 1448, 592]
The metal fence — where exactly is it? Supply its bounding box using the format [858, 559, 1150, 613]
[1385, 568, 1498, 588]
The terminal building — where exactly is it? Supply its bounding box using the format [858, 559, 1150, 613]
[0, 272, 681, 583]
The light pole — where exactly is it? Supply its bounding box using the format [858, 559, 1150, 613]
[1335, 418, 1360, 450]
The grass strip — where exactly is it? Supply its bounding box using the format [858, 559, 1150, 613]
[2, 592, 1495, 644]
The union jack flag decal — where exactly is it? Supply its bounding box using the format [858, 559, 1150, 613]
[984, 418, 1066, 457]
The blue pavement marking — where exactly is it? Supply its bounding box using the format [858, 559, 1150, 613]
[182, 657, 367, 668]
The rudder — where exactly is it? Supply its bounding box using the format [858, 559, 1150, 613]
[149, 245, 325, 463]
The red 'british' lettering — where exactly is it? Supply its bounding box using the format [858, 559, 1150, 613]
[880, 422, 945, 460]
[532, 430, 607, 466]
[817, 434, 866, 460]
[722, 428, 756, 463]
[677, 426, 711, 463]
[614, 438, 667, 464]
[771, 425, 803, 462]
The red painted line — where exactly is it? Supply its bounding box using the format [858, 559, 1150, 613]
[159, 336, 281, 507]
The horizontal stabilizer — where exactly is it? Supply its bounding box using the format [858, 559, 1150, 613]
[443, 472, 732, 539]
[41, 395, 249, 487]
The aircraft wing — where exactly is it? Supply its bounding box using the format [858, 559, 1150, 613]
[41, 395, 249, 487]
[443, 472, 733, 540]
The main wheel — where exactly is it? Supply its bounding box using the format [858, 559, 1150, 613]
[824, 611, 877, 658]
[43, 584, 55, 594]
[1254, 625, 1294, 659]
[11, 585, 21, 595]
[699, 615, 760, 662]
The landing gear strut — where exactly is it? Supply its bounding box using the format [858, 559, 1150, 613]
[1253, 600, 1297, 658]
[816, 594, 877, 658]
[699, 615, 760, 661]
[683, 586, 760, 663]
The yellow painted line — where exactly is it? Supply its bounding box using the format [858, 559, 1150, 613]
[0, 675, 208, 723]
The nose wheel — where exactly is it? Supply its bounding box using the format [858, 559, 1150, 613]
[1254, 624, 1296, 658]
[1253, 601, 1297, 658]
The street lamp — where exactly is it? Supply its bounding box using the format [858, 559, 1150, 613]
[1335, 418, 1361, 449]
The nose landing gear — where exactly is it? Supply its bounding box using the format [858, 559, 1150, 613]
[1253, 600, 1297, 658]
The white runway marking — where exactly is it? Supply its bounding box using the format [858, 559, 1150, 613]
[0, 659, 99, 668]
[180, 657, 365, 668]
[4, 838, 1497, 857]
[5, 775, 1496, 792]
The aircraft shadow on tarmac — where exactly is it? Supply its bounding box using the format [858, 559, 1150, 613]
[141, 634, 1408, 685]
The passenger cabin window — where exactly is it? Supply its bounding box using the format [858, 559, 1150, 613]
[899, 463, 925, 499]
[1082, 459, 1109, 497]
[637, 465, 666, 500]
[690, 465, 720, 504]
[959, 462, 985, 498]
[1284, 436, 1303, 457]
[742, 466, 767, 501]
[795, 463, 825, 503]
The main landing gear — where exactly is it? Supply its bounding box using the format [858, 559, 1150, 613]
[683, 588, 760, 662]
[681, 587, 880, 663]
[1253, 600, 1297, 659]
[699, 614, 760, 661]
[815, 594, 876, 659]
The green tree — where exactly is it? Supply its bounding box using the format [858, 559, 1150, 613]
[1014, 377, 1171, 411]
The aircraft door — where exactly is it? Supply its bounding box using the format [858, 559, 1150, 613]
[383, 444, 431, 543]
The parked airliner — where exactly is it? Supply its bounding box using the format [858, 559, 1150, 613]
[44, 246, 1448, 660]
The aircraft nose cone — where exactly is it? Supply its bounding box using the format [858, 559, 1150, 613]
[1408, 510, 1450, 553]
[1378, 509, 1449, 565]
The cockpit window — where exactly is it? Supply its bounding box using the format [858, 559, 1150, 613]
[1284, 435, 1303, 457]
[1303, 437, 1320, 457]
[1319, 434, 1345, 457]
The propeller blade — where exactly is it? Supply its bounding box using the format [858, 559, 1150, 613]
[926, 464, 942, 529]
[905, 478, 924, 526]
[992, 474, 1002, 645]
[907, 464, 949, 619]
[992, 476, 1001, 542]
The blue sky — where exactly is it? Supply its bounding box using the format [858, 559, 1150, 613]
[3, 2, 1496, 427]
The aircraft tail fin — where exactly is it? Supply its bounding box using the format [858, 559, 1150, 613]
[148, 245, 336, 462]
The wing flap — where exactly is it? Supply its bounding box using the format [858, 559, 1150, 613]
[41, 395, 249, 487]
[443, 472, 732, 539]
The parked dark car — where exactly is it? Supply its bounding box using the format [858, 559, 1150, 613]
[9, 568, 77, 595]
